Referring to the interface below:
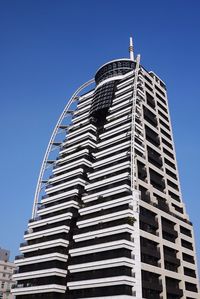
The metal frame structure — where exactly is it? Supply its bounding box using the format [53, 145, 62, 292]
[32, 78, 95, 219]
[130, 54, 141, 193]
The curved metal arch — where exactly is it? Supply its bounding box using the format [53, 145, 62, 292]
[32, 78, 95, 219]
[130, 55, 141, 193]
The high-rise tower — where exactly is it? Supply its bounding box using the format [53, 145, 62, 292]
[12, 39, 200, 299]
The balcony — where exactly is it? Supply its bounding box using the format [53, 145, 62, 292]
[82, 184, 132, 203]
[97, 131, 131, 149]
[166, 286, 183, 296]
[80, 196, 133, 216]
[24, 225, 70, 241]
[41, 189, 79, 204]
[73, 224, 133, 243]
[162, 223, 178, 237]
[13, 268, 67, 281]
[20, 239, 69, 253]
[77, 209, 135, 228]
[67, 124, 96, 138]
[63, 132, 96, 146]
[89, 161, 130, 180]
[156, 199, 169, 212]
[68, 257, 134, 273]
[15, 254, 24, 260]
[144, 108, 157, 128]
[148, 150, 163, 169]
[72, 111, 90, 124]
[105, 115, 131, 130]
[86, 173, 130, 191]
[37, 200, 79, 216]
[28, 212, 72, 228]
[49, 168, 84, 183]
[93, 141, 131, 160]
[69, 239, 134, 257]
[45, 178, 86, 195]
[100, 123, 131, 140]
[141, 245, 160, 259]
[11, 284, 66, 295]
[140, 214, 158, 229]
[150, 171, 165, 192]
[110, 99, 132, 113]
[56, 149, 90, 165]
[145, 126, 160, 147]
[142, 280, 162, 292]
[164, 254, 180, 266]
[67, 275, 135, 290]
[15, 253, 68, 266]
[106, 106, 132, 122]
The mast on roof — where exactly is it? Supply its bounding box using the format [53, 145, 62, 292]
[129, 36, 134, 61]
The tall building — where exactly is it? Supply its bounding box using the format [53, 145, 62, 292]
[12, 39, 199, 299]
[0, 248, 16, 299]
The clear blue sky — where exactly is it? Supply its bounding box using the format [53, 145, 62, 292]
[0, 0, 200, 270]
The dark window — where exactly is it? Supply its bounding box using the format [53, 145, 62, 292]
[161, 129, 172, 140]
[150, 168, 165, 192]
[181, 239, 193, 250]
[168, 190, 180, 202]
[145, 75, 153, 85]
[157, 101, 168, 113]
[162, 137, 173, 149]
[159, 119, 170, 131]
[182, 253, 195, 264]
[180, 226, 192, 237]
[184, 267, 196, 278]
[172, 204, 183, 214]
[164, 158, 176, 170]
[146, 92, 155, 109]
[166, 168, 177, 180]
[156, 92, 167, 105]
[145, 83, 153, 93]
[167, 179, 179, 191]
[155, 85, 165, 97]
[185, 282, 198, 292]
[158, 110, 169, 122]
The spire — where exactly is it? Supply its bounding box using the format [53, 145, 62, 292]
[129, 36, 134, 61]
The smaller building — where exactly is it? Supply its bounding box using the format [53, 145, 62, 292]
[0, 248, 16, 299]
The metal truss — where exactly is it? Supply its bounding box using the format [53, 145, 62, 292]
[32, 78, 95, 219]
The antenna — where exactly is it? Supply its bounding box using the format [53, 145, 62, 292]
[129, 37, 134, 61]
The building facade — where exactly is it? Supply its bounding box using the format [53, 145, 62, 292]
[12, 40, 199, 299]
[0, 248, 16, 299]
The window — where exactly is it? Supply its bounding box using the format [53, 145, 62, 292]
[158, 110, 169, 122]
[155, 85, 165, 97]
[185, 282, 198, 292]
[163, 148, 174, 159]
[162, 137, 173, 149]
[167, 179, 179, 191]
[172, 204, 183, 214]
[161, 128, 172, 140]
[145, 83, 153, 93]
[157, 101, 168, 113]
[180, 226, 192, 237]
[164, 158, 176, 170]
[166, 168, 177, 180]
[146, 92, 155, 109]
[144, 75, 153, 85]
[159, 119, 170, 131]
[168, 190, 180, 202]
[181, 239, 193, 250]
[156, 92, 167, 105]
